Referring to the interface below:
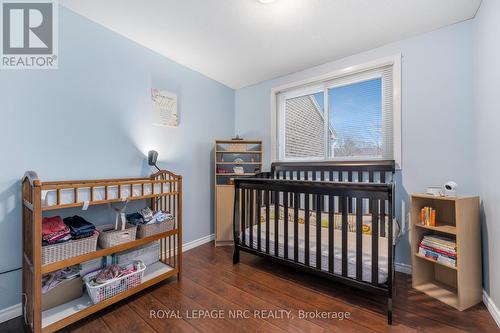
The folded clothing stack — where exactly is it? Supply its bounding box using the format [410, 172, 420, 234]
[42, 216, 71, 245]
[126, 207, 173, 226]
[63, 215, 96, 239]
[42, 215, 97, 246]
[418, 235, 457, 267]
[42, 266, 80, 294]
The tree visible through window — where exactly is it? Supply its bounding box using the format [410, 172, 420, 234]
[328, 78, 382, 158]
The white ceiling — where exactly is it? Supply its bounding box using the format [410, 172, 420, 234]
[60, 0, 481, 89]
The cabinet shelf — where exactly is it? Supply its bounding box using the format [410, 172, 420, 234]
[42, 262, 176, 332]
[216, 162, 262, 165]
[42, 229, 177, 274]
[414, 223, 456, 235]
[415, 253, 457, 270]
[413, 280, 458, 309]
[216, 150, 262, 154]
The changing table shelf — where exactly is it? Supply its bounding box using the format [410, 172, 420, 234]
[42, 262, 176, 332]
[22, 170, 183, 333]
[42, 229, 177, 274]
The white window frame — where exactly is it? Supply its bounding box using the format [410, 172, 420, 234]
[271, 54, 402, 168]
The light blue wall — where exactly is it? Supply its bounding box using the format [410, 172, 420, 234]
[235, 20, 477, 268]
[0, 8, 235, 311]
[473, 0, 500, 308]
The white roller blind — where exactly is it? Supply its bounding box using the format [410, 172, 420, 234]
[277, 64, 395, 162]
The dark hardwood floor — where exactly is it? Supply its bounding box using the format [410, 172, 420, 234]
[2, 242, 498, 333]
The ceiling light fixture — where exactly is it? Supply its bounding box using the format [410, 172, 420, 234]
[258, 0, 276, 4]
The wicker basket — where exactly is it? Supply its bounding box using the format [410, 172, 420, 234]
[137, 219, 175, 239]
[42, 232, 98, 265]
[83, 261, 146, 304]
[97, 224, 137, 249]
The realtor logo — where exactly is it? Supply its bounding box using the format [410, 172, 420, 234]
[1, 0, 58, 69]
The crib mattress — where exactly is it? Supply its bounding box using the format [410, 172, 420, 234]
[42, 183, 170, 207]
[243, 220, 388, 283]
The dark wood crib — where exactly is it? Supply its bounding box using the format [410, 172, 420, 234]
[232, 161, 397, 324]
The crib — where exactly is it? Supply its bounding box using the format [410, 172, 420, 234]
[232, 160, 397, 324]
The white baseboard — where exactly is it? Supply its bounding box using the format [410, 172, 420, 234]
[0, 233, 215, 324]
[0, 302, 22, 324]
[483, 290, 500, 328]
[395, 262, 412, 274]
[182, 233, 215, 252]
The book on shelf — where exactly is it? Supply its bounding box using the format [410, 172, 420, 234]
[420, 206, 436, 226]
[418, 247, 456, 267]
[418, 234, 457, 268]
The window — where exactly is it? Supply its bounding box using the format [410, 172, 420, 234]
[274, 56, 400, 165]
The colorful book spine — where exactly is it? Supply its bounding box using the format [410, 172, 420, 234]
[419, 244, 456, 259]
[420, 206, 436, 226]
[418, 247, 456, 267]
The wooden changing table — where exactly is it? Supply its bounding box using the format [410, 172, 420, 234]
[21, 170, 182, 333]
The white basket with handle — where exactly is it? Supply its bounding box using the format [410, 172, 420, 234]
[83, 260, 146, 304]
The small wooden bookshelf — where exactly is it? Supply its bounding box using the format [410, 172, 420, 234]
[214, 139, 262, 246]
[410, 193, 481, 311]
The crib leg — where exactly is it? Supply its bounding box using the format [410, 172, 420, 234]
[233, 246, 240, 264]
[387, 296, 393, 325]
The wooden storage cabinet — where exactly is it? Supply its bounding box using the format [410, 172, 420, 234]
[215, 185, 235, 245]
[214, 139, 262, 246]
[410, 194, 481, 311]
[22, 170, 182, 333]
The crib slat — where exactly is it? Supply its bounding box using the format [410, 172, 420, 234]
[356, 197, 363, 281]
[312, 172, 317, 210]
[274, 191, 279, 256]
[241, 189, 246, 245]
[380, 198, 387, 238]
[388, 196, 394, 293]
[341, 196, 348, 277]
[380, 170, 387, 238]
[249, 189, 254, 249]
[328, 195, 334, 273]
[348, 172, 353, 213]
[305, 193, 310, 266]
[284, 192, 289, 260]
[371, 199, 379, 285]
[257, 190, 262, 251]
[320, 172, 325, 211]
[294, 192, 299, 263]
[316, 195, 321, 269]
[265, 190, 270, 254]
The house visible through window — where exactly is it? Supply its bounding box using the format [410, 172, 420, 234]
[329, 77, 382, 158]
[276, 61, 397, 163]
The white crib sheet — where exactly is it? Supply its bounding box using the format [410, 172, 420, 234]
[243, 220, 388, 283]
